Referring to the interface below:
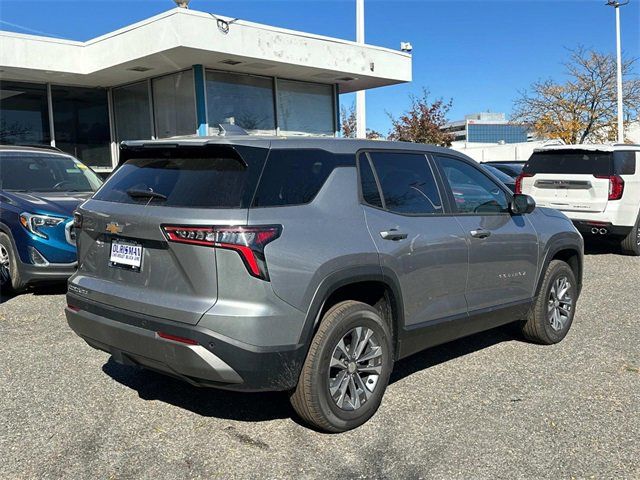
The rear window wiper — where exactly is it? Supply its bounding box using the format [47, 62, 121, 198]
[126, 188, 167, 201]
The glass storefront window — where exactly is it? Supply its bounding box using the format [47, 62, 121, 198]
[276, 80, 334, 136]
[152, 70, 196, 139]
[0, 81, 50, 145]
[51, 85, 111, 168]
[113, 81, 152, 142]
[206, 71, 275, 135]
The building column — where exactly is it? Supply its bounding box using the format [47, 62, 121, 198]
[193, 65, 208, 136]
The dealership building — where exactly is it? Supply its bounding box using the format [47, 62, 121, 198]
[0, 7, 411, 172]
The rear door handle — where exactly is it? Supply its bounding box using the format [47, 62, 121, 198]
[380, 229, 408, 241]
[470, 228, 491, 239]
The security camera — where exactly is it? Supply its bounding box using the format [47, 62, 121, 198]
[400, 42, 413, 53]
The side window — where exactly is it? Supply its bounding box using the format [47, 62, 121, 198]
[358, 156, 383, 208]
[437, 156, 509, 214]
[369, 152, 442, 215]
[252, 149, 353, 207]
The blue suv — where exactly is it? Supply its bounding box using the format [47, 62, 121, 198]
[0, 146, 102, 292]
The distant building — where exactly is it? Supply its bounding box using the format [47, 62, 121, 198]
[443, 112, 528, 144]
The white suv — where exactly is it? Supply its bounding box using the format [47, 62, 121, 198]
[517, 144, 640, 255]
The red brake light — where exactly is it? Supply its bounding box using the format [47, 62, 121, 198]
[162, 225, 281, 280]
[595, 175, 624, 200]
[515, 173, 533, 194]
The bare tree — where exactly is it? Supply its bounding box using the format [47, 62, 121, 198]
[387, 89, 454, 146]
[340, 103, 385, 140]
[512, 47, 640, 144]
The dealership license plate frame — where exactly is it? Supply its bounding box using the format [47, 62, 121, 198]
[109, 238, 143, 272]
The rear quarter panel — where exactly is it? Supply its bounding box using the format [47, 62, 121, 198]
[248, 167, 379, 314]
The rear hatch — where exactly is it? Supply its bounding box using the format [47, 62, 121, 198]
[520, 149, 630, 213]
[72, 142, 268, 324]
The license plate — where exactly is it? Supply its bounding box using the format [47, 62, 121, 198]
[109, 240, 142, 270]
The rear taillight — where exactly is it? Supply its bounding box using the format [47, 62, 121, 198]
[595, 175, 624, 200]
[515, 173, 534, 194]
[162, 225, 281, 280]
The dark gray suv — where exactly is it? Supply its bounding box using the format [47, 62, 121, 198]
[66, 137, 583, 432]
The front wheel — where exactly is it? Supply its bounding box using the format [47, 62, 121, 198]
[0, 232, 25, 293]
[521, 260, 577, 345]
[290, 300, 394, 432]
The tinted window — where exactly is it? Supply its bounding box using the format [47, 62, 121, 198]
[438, 156, 509, 214]
[358, 157, 383, 208]
[95, 146, 265, 208]
[524, 150, 613, 176]
[369, 152, 442, 215]
[252, 150, 353, 207]
[0, 153, 102, 192]
[613, 151, 637, 175]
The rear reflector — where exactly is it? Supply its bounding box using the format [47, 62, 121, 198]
[161, 225, 281, 280]
[156, 331, 198, 345]
[67, 304, 80, 312]
[594, 175, 624, 200]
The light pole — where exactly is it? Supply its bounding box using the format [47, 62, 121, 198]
[606, 0, 629, 143]
[356, 0, 366, 139]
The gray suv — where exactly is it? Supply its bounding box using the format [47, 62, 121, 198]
[66, 137, 583, 432]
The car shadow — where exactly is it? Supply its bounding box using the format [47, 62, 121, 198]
[0, 283, 67, 304]
[102, 323, 521, 424]
[583, 239, 624, 256]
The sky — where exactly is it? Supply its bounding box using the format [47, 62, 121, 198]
[1, 0, 638, 134]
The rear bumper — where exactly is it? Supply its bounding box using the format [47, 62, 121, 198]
[571, 220, 632, 238]
[65, 293, 306, 391]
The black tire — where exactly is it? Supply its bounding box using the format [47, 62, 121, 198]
[0, 232, 26, 293]
[620, 214, 640, 256]
[290, 300, 394, 432]
[521, 260, 577, 345]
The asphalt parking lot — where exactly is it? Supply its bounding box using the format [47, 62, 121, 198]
[1, 246, 639, 479]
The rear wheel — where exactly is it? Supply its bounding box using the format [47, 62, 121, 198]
[521, 260, 577, 345]
[0, 233, 25, 293]
[620, 215, 640, 256]
[290, 300, 393, 432]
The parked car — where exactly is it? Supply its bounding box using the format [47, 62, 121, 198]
[65, 137, 583, 432]
[481, 161, 525, 178]
[0, 145, 103, 292]
[517, 144, 640, 255]
[481, 163, 516, 192]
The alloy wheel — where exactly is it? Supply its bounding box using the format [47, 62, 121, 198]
[0, 244, 10, 286]
[328, 326, 383, 411]
[548, 276, 573, 332]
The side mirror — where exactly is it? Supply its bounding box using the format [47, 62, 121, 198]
[511, 194, 536, 215]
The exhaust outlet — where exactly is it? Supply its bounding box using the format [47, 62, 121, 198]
[591, 228, 599, 234]
[599, 228, 608, 235]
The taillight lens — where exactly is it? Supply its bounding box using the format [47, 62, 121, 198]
[595, 175, 624, 200]
[515, 173, 533, 194]
[162, 225, 281, 280]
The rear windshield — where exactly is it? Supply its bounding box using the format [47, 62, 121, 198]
[0, 152, 103, 192]
[524, 150, 637, 176]
[93, 145, 266, 208]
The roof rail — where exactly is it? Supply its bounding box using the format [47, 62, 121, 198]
[1, 143, 63, 152]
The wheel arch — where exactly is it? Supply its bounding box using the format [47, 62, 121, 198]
[299, 266, 405, 361]
[536, 236, 584, 297]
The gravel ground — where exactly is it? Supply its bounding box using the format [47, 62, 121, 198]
[1, 249, 638, 479]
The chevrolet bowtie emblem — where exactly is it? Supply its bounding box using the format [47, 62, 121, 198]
[105, 222, 123, 234]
